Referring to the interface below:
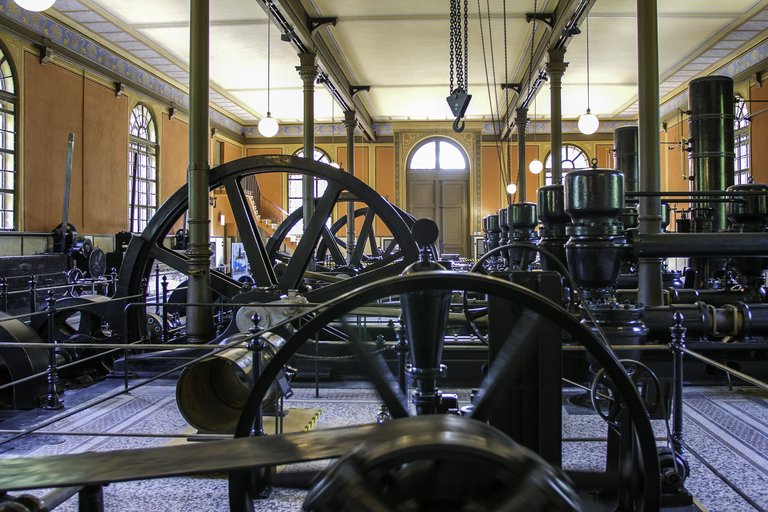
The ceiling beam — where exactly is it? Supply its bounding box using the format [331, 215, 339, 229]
[267, 0, 376, 141]
[501, 0, 597, 140]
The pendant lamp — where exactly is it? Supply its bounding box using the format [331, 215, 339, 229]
[577, 15, 599, 135]
[258, 0, 279, 137]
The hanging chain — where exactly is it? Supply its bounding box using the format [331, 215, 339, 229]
[462, 0, 468, 91]
[530, 1, 537, 87]
[449, 0, 458, 93]
[449, 0, 468, 93]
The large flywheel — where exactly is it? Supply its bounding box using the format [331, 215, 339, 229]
[229, 271, 662, 512]
[110, 155, 420, 337]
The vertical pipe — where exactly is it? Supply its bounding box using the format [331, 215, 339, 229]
[636, 0, 663, 307]
[689, 76, 734, 232]
[297, 53, 318, 231]
[614, 126, 639, 195]
[516, 107, 528, 202]
[546, 49, 568, 185]
[185, 0, 214, 341]
[344, 109, 357, 260]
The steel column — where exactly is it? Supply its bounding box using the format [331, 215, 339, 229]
[344, 109, 357, 260]
[185, 0, 214, 342]
[297, 53, 318, 231]
[546, 49, 567, 185]
[636, 0, 663, 307]
[515, 107, 528, 202]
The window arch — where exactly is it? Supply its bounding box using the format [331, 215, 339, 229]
[407, 137, 468, 172]
[544, 144, 590, 185]
[0, 43, 17, 231]
[288, 147, 331, 235]
[734, 94, 750, 185]
[128, 104, 158, 233]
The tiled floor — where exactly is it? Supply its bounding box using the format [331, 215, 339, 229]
[0, 380, 766, 511]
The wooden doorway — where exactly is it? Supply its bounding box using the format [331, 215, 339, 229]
[406, 138, 470, 256]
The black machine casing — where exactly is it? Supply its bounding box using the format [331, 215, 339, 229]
[487, 270, 562, 466]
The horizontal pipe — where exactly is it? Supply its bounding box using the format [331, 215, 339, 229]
[682, 348, 768, 391]
[627, 190, 768, 197]
[634, 233, 768, 257]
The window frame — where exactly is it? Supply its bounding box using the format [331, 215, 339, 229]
[406, 136, 469, 173]
[544, 143, 590, 185]
[734, 94, 750, 185]
[288, 147, 332, 236]
[0, 42, 17, 231]
[128, 103, 158, 233]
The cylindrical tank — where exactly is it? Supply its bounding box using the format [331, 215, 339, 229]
[507, 202, 538, 270]
[689, 75, 735, 232]
[727, 183, 768, 230]
[614, 126, 639, 196]
[498, 207, 510, 267]
[176, 331, 286, 433]
[564, 169, 627, 296]
[726, 184, 768, 282]
[483, 214, 500, 255]
[537, 184, 569, 272]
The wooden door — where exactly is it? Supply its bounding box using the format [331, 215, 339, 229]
[407, 174, 468, 256]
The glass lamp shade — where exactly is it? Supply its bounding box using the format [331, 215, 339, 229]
[506, 183, 517, 195]
[577, 110, 599, 135]
[257, 114, 279, 137]
[529, 159, 544, 174]
[14, 0, 55, 10]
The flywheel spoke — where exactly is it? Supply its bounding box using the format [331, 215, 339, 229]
[278, 182, 343, 290]
[223, 178, 277, 287]
[349, 208, 376, 267]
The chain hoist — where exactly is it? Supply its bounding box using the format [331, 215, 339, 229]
[447, 0, 470, 132]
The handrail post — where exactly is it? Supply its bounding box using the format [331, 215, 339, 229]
[161, 275, 169, 343]
[0, 277, 7, 312]
[669, 311, 686, 454]
[28, 275, 37, 313]
[42, 290, 63, 410]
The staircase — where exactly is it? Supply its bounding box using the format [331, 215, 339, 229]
[245, 192, 297, 254]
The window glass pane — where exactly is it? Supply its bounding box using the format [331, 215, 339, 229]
[128, 104, 158, 232]
[295, 148, 331, 164]
[410, 142, 436, 169]
[438, 141, 466, 169]
[315, 179, 328, 197]
[288, 177, 302, 197]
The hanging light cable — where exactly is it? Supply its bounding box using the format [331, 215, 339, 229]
[528, 2, 544, 175]
[529, 92, 544, 174]
[330, 96, 340, 168]
[578, 15, 599, 135]
[258, 0, 279, 137]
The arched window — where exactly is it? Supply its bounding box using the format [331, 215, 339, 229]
[128, 104, 158, 233]
[407, 137, 468, 171]
[544, 144, 590, 185]
[0, 44, 17, 230]
[288, 147, 331, 235]
[734, 94, 750, 185]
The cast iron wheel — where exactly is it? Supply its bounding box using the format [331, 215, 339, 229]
[302, 416, 580, 512]
[229, 271, 661, 512]
[110, 155, 420, 339]
[267, 204, 419, 274]
[30, 295, 116, 376]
